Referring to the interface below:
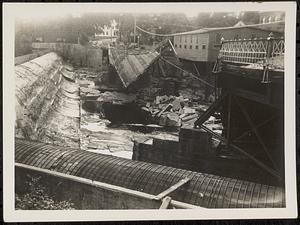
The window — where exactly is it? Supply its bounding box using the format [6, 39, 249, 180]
[179, 44, 182, 48]
[251, 33, 256, 39]
[268, 16, 272, 23]
[234, 34, 239, 40]
[262, 17, 266, 24]
[184, 36, 187, 43]
[215, 33, 222, 44]
[190, 45, 192, 49]
[202, 45, 206, 49]
[195, 45, 199, 49]
[190, 35, 193, 43]
[175, 44, 178, 48]
[184, 45, 187, 49]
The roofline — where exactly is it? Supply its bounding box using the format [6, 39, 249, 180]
[172, 21, 284, 36]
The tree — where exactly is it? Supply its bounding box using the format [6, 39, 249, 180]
[16, 175, 75, 210]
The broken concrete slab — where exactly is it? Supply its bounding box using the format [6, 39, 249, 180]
[96, 91, 136, 104]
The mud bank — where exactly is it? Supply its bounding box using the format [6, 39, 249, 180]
[15, 52, 80, 148]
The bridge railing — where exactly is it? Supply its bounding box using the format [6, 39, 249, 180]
[218, 33, 284, 66]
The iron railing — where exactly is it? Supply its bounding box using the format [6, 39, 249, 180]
[218, 33, 284, 66]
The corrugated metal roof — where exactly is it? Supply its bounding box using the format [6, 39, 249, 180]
[109, 47, 160, 88]
[15, 138, 286, 208]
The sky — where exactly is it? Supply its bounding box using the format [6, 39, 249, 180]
[12, 2, 275, 21]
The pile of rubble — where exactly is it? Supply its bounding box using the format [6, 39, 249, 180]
[141, 95, 210, 128]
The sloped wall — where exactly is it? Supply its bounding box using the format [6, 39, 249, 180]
[15, 52, 80, 148]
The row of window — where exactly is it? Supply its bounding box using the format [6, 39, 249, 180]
[178, 35, 199, 44]
[261, 15, 282, 24]
[174, 44, 206, 50]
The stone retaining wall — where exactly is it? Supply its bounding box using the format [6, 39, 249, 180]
[15, 52, 80, 148]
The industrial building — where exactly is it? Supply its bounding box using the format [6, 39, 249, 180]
[172, 22, 283, 62]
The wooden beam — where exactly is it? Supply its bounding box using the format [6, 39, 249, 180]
[159, 196, 172, 209]
[153, 177, 191, 201]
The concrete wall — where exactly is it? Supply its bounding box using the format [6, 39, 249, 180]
[14, 49, 51, 65]
[15, 52, 80, 148]
[132, 128, 281, 185]
[132, 129, 212, 170]
[32, 42, 103, 68]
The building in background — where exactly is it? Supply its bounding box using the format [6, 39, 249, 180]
[172, 22, 283, 63]
[172, 21, 284, 99]
[94, 19, 119, 43]
[259, 11, 285, 24]
[258, 12, 285, 33]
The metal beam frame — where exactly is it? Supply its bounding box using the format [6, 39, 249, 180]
[200, 124, 281, 180]
[234, 96, 277, 169]
[194, 93, 227, 127]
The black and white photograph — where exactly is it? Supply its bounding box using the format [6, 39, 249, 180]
[3, 2, 297, 222]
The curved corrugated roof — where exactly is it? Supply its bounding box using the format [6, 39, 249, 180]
[15, 138, 285, 208]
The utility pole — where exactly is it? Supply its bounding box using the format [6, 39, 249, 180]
[133, 15, 136, 43]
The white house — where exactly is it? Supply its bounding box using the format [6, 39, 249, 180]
[95, 19, 119, 42]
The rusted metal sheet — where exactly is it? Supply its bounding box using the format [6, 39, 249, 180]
[108, 47, 159, 88]
[15, 138, 286, 208]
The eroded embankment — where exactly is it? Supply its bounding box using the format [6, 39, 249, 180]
[15, 52, 80, 148]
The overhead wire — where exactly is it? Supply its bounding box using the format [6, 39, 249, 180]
[158, 56, 215, 89]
